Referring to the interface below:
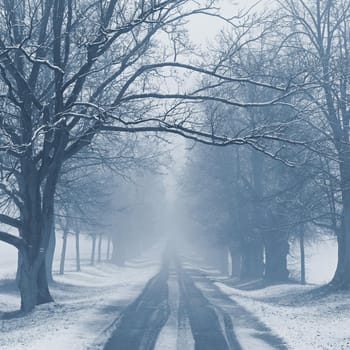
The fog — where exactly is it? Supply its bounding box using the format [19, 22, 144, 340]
[0, 0, 347, 349]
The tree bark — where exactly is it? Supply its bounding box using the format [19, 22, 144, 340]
[264, 235, 289, 282]
[240, 147, 264, 280]
[18, 259, 40, 313]
[14, 108, 67, 311]
[37, 259, 52, 305]
[240, 238, 264, 279]
[330, 162, 350, 288]
[17, 168, 56, 312]
[18, 250, 53, 312]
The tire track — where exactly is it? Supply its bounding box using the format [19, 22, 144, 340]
[103, 266, 170, 350]
[178, 267, 241, 350]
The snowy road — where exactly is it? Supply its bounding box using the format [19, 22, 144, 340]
[102, 256, 287, 350]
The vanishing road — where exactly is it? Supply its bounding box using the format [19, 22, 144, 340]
[102, 253, 287, 350]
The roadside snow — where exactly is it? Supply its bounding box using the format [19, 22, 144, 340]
[216, 282, 350, 350]
[0, 249, 161, 350]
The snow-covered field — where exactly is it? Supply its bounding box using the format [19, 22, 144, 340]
[214, 238, 348, 350]
[186, 238, 347, 350]
[216, 283, 350, 350]
[0, 236, 161, 350]
[0, 235, 345, 350]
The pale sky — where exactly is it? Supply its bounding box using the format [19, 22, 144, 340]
[187, 0, 268, 45]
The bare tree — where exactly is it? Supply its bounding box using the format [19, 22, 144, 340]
[0, 0, 293, 312]
[278, 0, 350, 288]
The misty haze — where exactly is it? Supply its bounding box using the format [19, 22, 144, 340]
[0, 0, 349, 349]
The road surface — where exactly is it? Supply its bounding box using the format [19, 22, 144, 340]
[102, 254, 287, 350]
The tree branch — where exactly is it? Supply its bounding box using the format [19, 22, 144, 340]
[0, 214, 22, 229]
[0, 231, 25, 250]
[118, 91, 295, 108]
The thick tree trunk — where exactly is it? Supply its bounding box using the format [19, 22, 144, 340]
[330, 163, 350, 288]
[18, 264, 39, 312]
[332, 228, 347, 287]
[59, 231, 68, 275]
[98, 233, 102, 263]
[17, 155, 62, 311]
[90, 234, 97, 266]
[240, 148, 264, 280]
[37, 259, 52, 305]
[17, 209, 55, 311]
[240, 239, 264, 279]
[18, 251, 53, 312]
[264, 236, 289, 282]
[75, 230, 81, 272]
[330, 209, 350, 288]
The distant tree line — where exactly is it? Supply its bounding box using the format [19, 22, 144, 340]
[182, 0, 348, 287]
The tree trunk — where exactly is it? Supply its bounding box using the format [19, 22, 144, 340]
[240, 238, 264, 279]
[240, 148, 265, 280]
[98, 233, 102, 263]
[330, 163, 350, 288]
[18, 262, 39, 313]
[222, 247, 229, 276]
[18, 194, 55, 311]
[16, 251, 22, 284]
[37, 258, 52, 305]
[111, 235, 126, 265]
[264, 236, 289, 282]
[59, 231, 68, 275]
[18, 250, 53, 312]
[46, 219, 56, 282]
[330, 208, 350, 288]
[229, 243, 241, 278]
[299, 225, 306, 285]
[332, 227, 347, 287]
[106, 235, 111, 260]
[75, 230, 81, 272]
[90, 234, 97, 266]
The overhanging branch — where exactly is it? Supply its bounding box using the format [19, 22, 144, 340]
[118, 91, 295, 108]
[0, 231, 25, 250]
[0, 214, 22, 229]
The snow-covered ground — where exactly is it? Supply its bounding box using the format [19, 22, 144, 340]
[0, 236, 161, 350]
[0, 235, 344, 350]
[182, 238, 348, 350]
[216, 282, 350, 350]
[212, 238, 348, 350]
